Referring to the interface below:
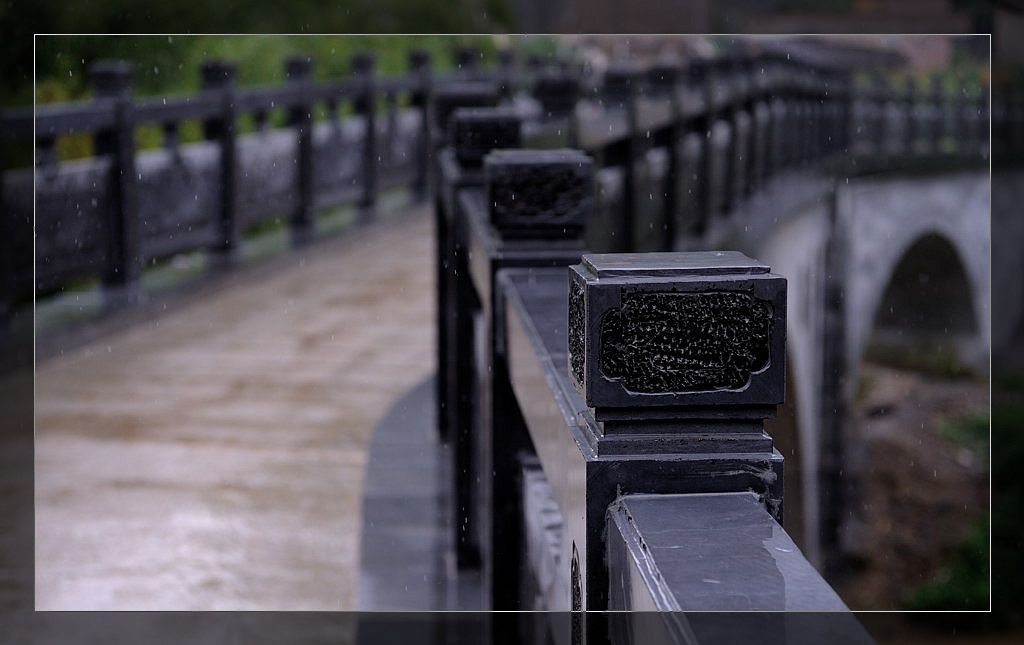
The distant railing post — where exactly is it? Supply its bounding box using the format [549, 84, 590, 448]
[533, 66, 580, 121]
[443, 106, 522, 569]
[707, 57, 733, 219]
[902, 76, 918, 154]
[836, 68, 853, 154]
[747, 54, 771, 192]
[927, 75, 945, 153]
[869, 72, 888, 156]
[408, 49, 432, 202]
[201, 60, 239, 261]
[686, 57, 714, 233]
[90, 60, 141, 306]
[796, 63, 815, 165]
[603, 64, 638, 252]
[0, 146, 10, 332]
[809, 64, 826, 160]
[974, 82, 988, 157]
[763, 54, 785, 178]
[648, 62, 681, 249]
[430, 81, 500, 444]
[477, 148, 591, 608]
[497, 48, 515, 98]
[352, 52, 377, 223]
[455, 46, 480, 76]
[716, 56, 744, 210]
[285, 54, 315, 245]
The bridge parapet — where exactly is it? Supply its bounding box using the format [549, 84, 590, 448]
[2, 43, 1006, 345]
[493, 248, 858, 628]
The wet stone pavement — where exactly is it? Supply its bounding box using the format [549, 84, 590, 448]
[34, 207, 434, 610]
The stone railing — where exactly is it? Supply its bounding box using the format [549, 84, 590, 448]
[2, 45, 1002, 336]
[436, 133, 871, 641]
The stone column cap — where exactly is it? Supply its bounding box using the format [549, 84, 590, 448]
[580, 251, 769, 279]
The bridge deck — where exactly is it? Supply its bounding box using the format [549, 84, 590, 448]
[34, 206, 434, 610]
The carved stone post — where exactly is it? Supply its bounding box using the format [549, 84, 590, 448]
[90, 60, 140, 306]
[706, 57, 733, 219]
[454, 45, 480, 75]
[449, 107, 522, 168]
[497, 48, 515, 99]
[430, 81, 499, 444]
[352, 52, 377, 222]
[429, 81, 498, 151]
[284, 54, 315, 245]
[927, 75, 945, 153]
[973, 81, 989, 156]
[533, 68, 580, 123]
[767, 55, 790, 173]
[441, 107, 522, 569]
[562, 251, 787, 611]
[646, 63, 682, 250]
[603, 64, 639, 252]
[408, 49, 433, 202]
[829, 67, 847, 155]
[479, 149, 592, 609]
[866, 72, 886, 156]
[902, 76, 918, 155]
[200, 60, 238, 260]
[0, 143, 11, 333]
[748, 54, 771, 191]
[726, 55, 752, 206]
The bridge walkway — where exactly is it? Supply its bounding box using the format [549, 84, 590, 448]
[34, 205, 434, 610]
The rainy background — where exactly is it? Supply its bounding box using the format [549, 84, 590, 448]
[0, 1, 1022, 641]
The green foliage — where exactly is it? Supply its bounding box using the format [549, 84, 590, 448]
[940, 410, 989, 464]
[24, 34, 506, 164]
[34, 35, 500, 104]
[991, 395, 1024, 626]
[862, 339, 979, 380]
[2, 1, 514, 107]
[902, 516, 989, 612]
[919, 378, 1024, 627]
[903, 408, 990, 616]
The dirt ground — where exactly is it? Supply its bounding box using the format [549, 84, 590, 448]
[837, 362, 989, 610]
[34, 207, 434, 610]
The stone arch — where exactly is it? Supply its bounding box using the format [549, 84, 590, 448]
[864, 231, 981, 372]
[841, 171, 990, 389]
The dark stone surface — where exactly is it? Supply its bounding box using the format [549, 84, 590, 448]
[483, 149, 593, 238]
[599, 290, 772, 394]
[532, 70, 580, 117]
[501, 267, 785, 614]
[607, 492, 852, 612]
[448, 107, 522, 167]
[429, 81, 499, 140]
[568, 251, 786, 409]
[453, 156, 589, 609]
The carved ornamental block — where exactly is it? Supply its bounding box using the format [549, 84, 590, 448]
[484, 149, 593, 238]
[568, 251, 786, 409]
[449, 107, 522, 167]
[430, 81, 499, 135]
[533, 70, 580, 117]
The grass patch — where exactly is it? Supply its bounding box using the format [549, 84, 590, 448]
[940, 410, 989, 463]
[902, 516, 989, 612]
[863, 338, 979, 380]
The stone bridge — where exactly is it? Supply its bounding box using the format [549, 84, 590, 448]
[705, 165, 995, 563]
[6, 40, 1013, 610]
